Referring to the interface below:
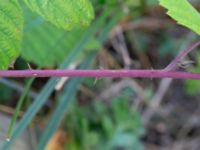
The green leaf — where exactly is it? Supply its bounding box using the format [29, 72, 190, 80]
[20, 2, 96, 67]
[0, 0, 23, 69]
[22, 0, 94, 30]
[22, 21, 88, 67]
[21, 15, 98, 67]
[159, 0, 200, 35]
[7, 77, 35, 139]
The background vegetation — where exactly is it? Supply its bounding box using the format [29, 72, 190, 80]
[1, 0, 200, 150]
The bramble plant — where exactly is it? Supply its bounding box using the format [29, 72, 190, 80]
[0, 0, 200, 79]
[0, 0, 200, 78]
[1, 0, 200, 149]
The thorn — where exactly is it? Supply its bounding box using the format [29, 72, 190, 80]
[33, 73, 38, 76]
[27, 63, 32, 70]
[93, 66, 104, 85]
[94, 77, 99, 85]
[150, 67, 154, 81]
[9, 60, 16, 69]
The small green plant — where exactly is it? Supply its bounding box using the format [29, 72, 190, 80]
[64, 96, 144, 150]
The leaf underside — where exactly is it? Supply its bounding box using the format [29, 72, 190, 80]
[21, 8, 99, 67]
[0, 0, 23, 69]
[160, 0, 200, 35]
[22, 22, 86, 67]
[22, 0, 94, 30]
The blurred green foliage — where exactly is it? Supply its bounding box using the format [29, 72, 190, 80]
[21, 4, 100, 67]
[64, 96, 144, 150]
[185, 52, 200, 95]
[0, 84, 14, 103]
[19, 0, 144, 68]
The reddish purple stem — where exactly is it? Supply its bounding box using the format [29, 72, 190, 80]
[0, 41, 200, 80]
[0, 69, 200, 80]
[164, 40, 200, 71]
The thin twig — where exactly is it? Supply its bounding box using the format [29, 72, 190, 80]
[7, 78, 35, 139]
[1, 69, 200, 79]
[112, 26, 131, 68]
[164, 40, 200, 71]
[0, 40, 199, 81]
[143, 78, 172, 125]
[142, 33, 197, 120]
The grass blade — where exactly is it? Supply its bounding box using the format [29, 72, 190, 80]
[36, 54, 95, 150]
[36, 12, 123, 150]
[1, 10, 110, 150]
[7, 77, 35, 140]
